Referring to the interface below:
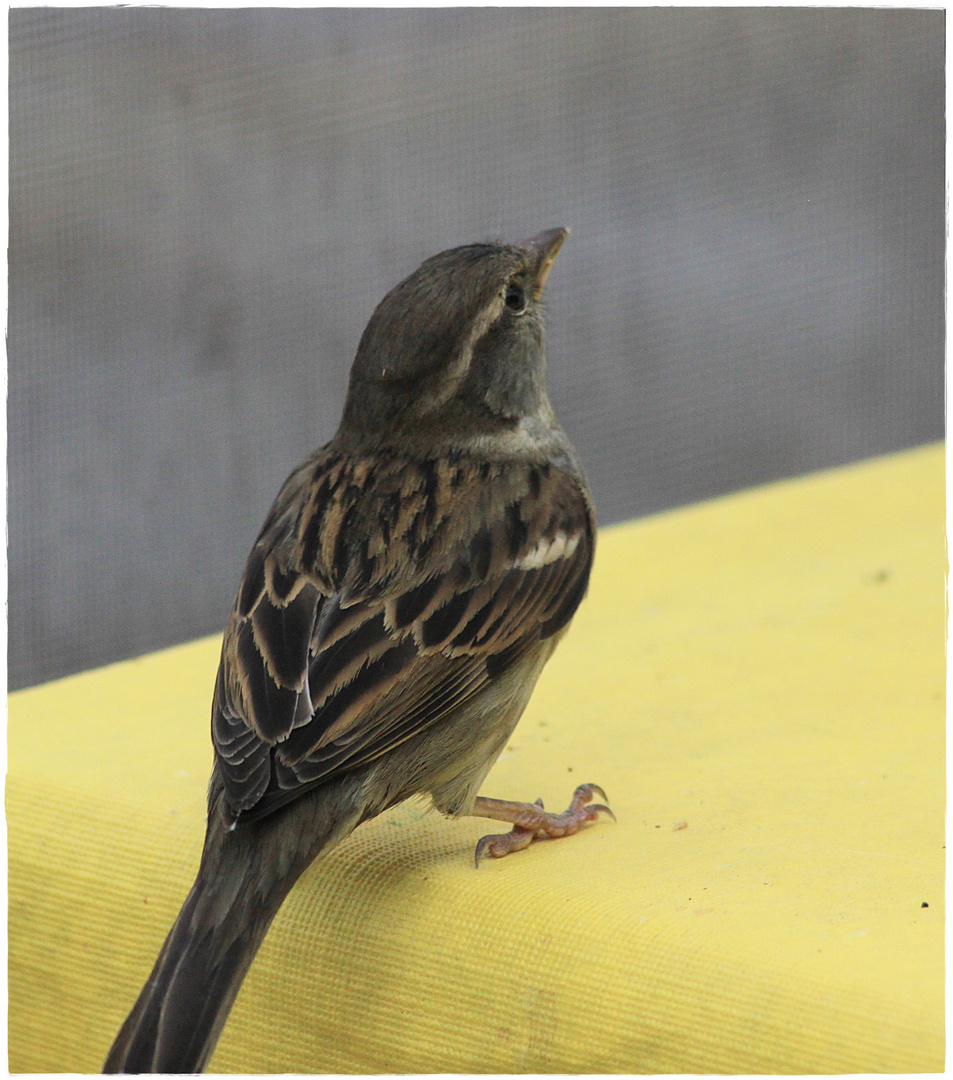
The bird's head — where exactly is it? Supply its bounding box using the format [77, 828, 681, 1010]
[340, 228, 568, 451]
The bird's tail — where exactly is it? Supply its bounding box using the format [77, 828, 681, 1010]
[104, 774, 364, 1073]
[103, 866, 278, 1074]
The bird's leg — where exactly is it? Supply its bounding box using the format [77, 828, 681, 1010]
[471, 783, 614, 866]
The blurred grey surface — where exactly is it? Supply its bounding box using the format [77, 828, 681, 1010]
[8, 8, 944, 690]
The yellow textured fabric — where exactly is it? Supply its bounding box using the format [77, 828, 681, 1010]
[8, 444, 944, 1073]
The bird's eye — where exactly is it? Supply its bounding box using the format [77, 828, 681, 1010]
[505, 284, 526, 313]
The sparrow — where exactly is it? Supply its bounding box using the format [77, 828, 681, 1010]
[103, 227, 612, 1074]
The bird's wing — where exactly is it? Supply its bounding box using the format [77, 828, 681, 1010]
[212, 449, 594, 820]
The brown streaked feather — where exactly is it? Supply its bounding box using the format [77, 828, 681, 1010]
[250, 584, 320, 690]
[212, 447, 593, 819]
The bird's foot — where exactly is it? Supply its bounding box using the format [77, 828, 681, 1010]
[471, 783, 614, 867]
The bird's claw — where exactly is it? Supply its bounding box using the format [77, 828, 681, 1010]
[473, 782, 614, 867]
[474, 825, 536, 867]
[580, 782, 609, 804]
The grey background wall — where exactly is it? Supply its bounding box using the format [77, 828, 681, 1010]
[8, 8, 944, 690]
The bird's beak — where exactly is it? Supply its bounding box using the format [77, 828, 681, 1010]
[521, 227, 569, 298]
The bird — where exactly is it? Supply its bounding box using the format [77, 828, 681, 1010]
[103, 227, 612, 1074]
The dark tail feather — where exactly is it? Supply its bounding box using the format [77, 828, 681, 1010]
[103, 870, 277, 1074]
[104, 772, 365, 1073]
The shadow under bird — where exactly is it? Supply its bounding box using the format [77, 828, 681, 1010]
[104, 227, 613, 1073]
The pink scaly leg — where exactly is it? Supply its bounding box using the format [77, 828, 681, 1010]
[471, 783, 615, 867]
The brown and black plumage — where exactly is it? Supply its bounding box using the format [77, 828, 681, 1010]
[104, 228, 612, 1074]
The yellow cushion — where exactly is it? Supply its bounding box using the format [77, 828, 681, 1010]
[8, 443, 944, 1073]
